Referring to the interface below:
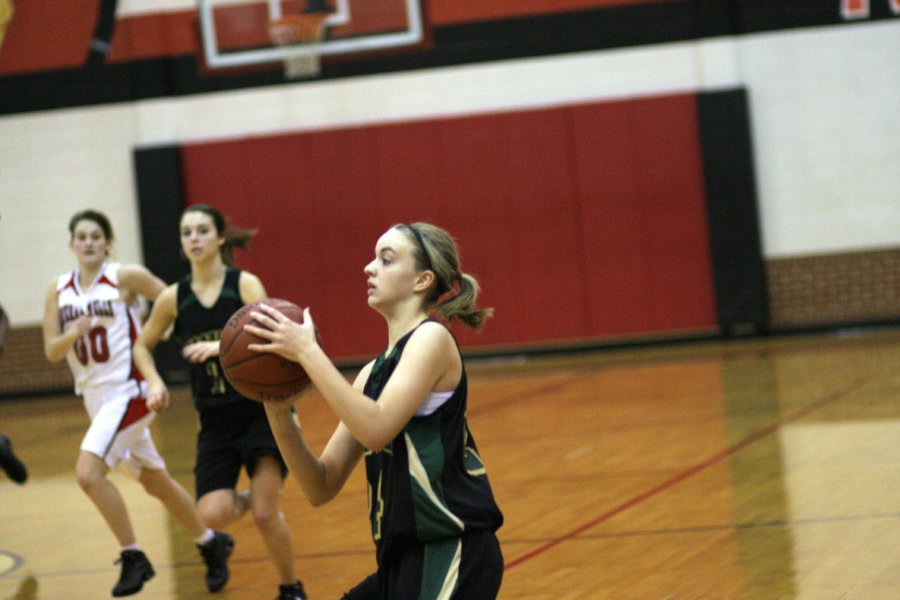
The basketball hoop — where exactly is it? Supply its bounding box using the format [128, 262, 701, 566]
[267, 13, 328, 80]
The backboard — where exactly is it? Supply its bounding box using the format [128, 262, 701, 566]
[198, 0, 426, 71]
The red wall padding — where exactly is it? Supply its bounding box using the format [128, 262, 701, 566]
[0, 1, 98, 73]
[572, 96, 716, 336]
[430, 0, 668, 26]
[181, 94, 716, 359]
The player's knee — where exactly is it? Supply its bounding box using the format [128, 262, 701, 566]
[75, 465, 104, 492]
[139, 472, 170, 499]
[198, 501, 231, 529]
[251, 505, 281, 532]
[199, 507, 224, 529]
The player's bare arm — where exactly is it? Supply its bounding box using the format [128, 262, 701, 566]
[265, 362, 371, 505]
[238, 270, 267, 304]
[42, 278, 89, 363]
[133, 283, 178, 410]
[117, 264, 166, 303]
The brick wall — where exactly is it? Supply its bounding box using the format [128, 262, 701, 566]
[0, 326, 73, 397]
[767, 247, 900, 329]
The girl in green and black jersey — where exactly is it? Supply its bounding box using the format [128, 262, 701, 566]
[250, 223, 504, 599]
[133, 205, 307, 600]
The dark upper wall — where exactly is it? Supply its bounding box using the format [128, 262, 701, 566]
[2, 0, 895, 111]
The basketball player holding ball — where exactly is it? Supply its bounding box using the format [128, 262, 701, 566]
[132, 204, 307, 600]
[41, 210, 233, 597]
[248, 223, 505, 599]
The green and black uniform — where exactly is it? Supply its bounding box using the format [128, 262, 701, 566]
[343, 319, 504, 600]
[173, 267, 285, 498]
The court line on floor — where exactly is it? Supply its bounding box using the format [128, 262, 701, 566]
[502, 511, 900, 547]
[503, 375, 870, 571]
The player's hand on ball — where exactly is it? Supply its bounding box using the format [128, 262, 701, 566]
[246, 304, 315, 363]
[220, 299, 311, 402]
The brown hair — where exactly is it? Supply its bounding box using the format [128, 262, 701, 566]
[182, 204, 256, 266]
[68, 209, 114, 257]
[69, 209, 114, 242]
[396, 223, 493, 330]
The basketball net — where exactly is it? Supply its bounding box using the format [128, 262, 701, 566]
[267, 13, 328, 80]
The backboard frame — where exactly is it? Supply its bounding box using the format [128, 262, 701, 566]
[198, 0, 425, 69]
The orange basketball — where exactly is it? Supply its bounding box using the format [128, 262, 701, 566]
[219, 298, 310, 402]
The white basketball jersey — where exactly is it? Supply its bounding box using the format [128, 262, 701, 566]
[56, 263, 143, 395]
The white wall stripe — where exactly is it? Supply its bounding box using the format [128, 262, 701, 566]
[132, 40, 739, 147]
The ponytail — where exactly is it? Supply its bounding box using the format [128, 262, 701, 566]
[398, 223, 493, 331]
[434, 271, 493, 330]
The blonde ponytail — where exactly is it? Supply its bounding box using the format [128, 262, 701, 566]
[398, 223, 493, 331]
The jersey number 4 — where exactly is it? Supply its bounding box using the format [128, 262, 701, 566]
[74, 326, 110, 365]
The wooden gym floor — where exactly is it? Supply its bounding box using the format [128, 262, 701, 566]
[1, 327, 898, 599]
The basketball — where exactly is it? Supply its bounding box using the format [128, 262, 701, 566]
[219, 298, 310, 402]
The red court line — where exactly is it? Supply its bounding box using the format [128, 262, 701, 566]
[504, 375, 870, 571]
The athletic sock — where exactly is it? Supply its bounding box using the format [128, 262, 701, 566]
[195, 529, 215, 546]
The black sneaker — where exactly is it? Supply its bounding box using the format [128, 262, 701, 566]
[0, 434, 27, 484]
[198, 531, 234, 592]
[276, 580, 308, 600]
[112, 549, 155, 597]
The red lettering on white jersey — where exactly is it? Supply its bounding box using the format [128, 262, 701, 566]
[56, 263, 144, 394]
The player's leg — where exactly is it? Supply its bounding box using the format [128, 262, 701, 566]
[79, 387, 157, 546]
[195, 409, 251, 528]
[80, 388, 157, 596]
[76, 450, 155, 596]
[197, 484, 250, 527]
[139, 464, 238, 594]
[138, 467, 206, 537]
[75, 449, 135, 545]
[194, 435, 244, 592]
[77, 389, 147, 547]
[249, 456, 307, 599]
[192, 484, 237, 594]
[387, 530, 503, 599]
[454, 529, 503, 598]
[240, 403, 306, 597]
[126, 426, 210, 540]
